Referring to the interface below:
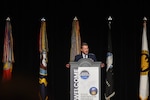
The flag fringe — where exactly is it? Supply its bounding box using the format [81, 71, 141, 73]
[105, 92, 115, 100]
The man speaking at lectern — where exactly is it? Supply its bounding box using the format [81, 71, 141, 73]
[66, 42, 105, 68]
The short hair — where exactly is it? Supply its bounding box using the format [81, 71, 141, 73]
[81, 42, 88, 48]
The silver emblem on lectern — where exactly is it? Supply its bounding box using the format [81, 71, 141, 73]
[80, 70, 89, 79]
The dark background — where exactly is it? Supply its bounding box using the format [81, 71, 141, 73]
[0, 0, 150, 100]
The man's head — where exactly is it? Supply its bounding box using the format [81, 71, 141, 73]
[81, 42, 89, 55]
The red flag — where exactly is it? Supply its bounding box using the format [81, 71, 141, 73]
[2, 17, 14, 82]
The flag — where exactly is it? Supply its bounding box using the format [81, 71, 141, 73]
[70, 16, 81, 62]
[2, 17, 14, 82]
[139, 17, 149, 100]
[39, 17, 48, 100]
[105, 16, 115, 100]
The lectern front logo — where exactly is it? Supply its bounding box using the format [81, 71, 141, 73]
[89, 87, 98, 95]
[80, 70, 89, 79]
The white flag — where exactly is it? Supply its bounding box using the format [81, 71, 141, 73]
[139, 17, 149, 100]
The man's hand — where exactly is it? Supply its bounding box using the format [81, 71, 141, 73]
[100, 63, 105, 68]
[66, 64, 70, 68]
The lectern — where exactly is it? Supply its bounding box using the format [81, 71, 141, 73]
[70, 58, 101, 100]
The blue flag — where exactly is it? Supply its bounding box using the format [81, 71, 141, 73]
[39, 18, 48, 100]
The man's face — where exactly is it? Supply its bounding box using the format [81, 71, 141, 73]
[81, 45, 89, 54]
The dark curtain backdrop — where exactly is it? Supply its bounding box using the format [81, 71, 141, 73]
[0, 0, 150, 100]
